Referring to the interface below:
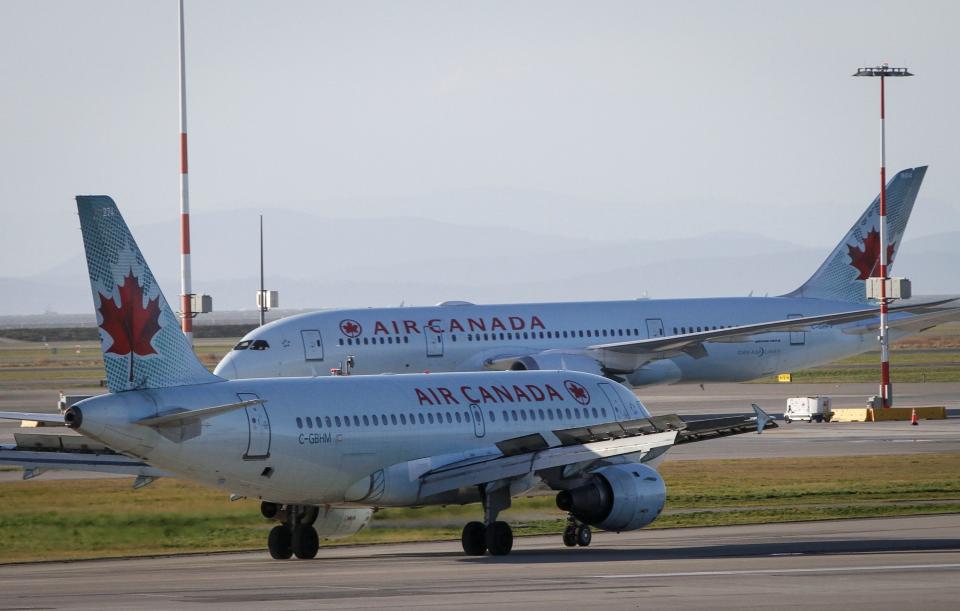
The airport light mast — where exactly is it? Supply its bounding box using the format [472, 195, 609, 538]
[178, 0, 193, 344]
[853, 64, 913, 408]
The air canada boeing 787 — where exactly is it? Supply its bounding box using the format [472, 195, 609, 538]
[0, 196, 788, 558]
[217, 167, 958, 388]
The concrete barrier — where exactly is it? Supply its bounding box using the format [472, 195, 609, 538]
[830, 406, 946, 422]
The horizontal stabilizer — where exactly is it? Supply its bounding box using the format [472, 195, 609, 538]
[0, 411, 65, 424]
[136, 398, 264, 428]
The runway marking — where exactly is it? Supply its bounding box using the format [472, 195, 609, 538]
[592, 562, 960, 579]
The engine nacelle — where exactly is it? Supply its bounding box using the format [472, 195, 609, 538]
[555, 464, 666, 532]
[314, 506, 374, 540]
[625, 359, 683, 386]
[507, 352, 604, 377]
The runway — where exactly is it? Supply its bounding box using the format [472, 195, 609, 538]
[1, 514, 958, 610]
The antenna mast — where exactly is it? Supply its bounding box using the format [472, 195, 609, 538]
[178, 0, 194, 345]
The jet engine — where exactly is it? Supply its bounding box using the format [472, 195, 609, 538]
[261, 502, 373, 540]
[313, 506, 374, 539]
[555, 463, 666, 532]
[505, 352, 604, 377]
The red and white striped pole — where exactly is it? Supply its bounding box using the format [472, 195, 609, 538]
[878, 72, 890, 408]
[854, 64, 913, 408]
[178, 0, 194, 345]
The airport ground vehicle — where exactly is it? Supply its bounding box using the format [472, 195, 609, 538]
[783, 396, 833, 423]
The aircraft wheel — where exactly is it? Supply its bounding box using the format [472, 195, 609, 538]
[576, 524, 592, 547]
[461, 521, 487, 556]
[267, 525, 293, 560]
[486, 521, 513, 556]
[562, 526, 577, 547]
[292, 524, 319, 559]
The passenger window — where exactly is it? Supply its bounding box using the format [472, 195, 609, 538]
[362, 415, 369, 426]
[574, 408, 581, 419]
[565, 408, 572, 419]
[391, 414, 398, 425]
[578, 330, 584, 337]
[488, 411, 495, 422]
[296, 417, 303, 428]
[601, 408, 607, 418]
[352, 415, 360, 426]
[325, 416, 332, 427]
[484, 333, 489, 341]
[538, 408, 545, 420]
[500, 333, 505, 340]
[451, 335, 456, 342]
[338, 339, 344, 346]
[455, 412, 462, 423]
[523, 332, 529, 339]
[445, 413, 453, 423]
[334, 416, 342, 427]
[379, 337, 385, 344]
[418, 413, 425, 424]
[511, 409, 518, 421]
[381, 414, 388, 425]
[502, 410, 509, 421]
[404, 337, 409, 343]
[400, 414, 407, 425]
[305, 417, 313, 429]
[372, 414, 379, 425]
[520, 410, 527, 421]
[343, 417, 351, 427]
[427, 413, 434, 424]
[586, 330, 592, 337]
[592, 407, 598, 418]
[547, 409, 554, 419]
[363, 338, 369, 345]
[233, 340, 251, 351]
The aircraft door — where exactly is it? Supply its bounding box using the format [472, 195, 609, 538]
[469, 404, 485, 438]
[645, 318, 665, 338]
[597, 382, 626, 420]
[425, 327, 444, 357]
[238, 392, 270, 459]
[301, 330, 324, 360]
[787, 314, 805, 346]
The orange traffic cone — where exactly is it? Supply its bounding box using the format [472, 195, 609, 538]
[911, 408, 919, 426]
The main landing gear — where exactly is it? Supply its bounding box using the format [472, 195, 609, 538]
[461, 483, 514, 556]
[262, 502, 320, 560]
[561, 515, 592, 548]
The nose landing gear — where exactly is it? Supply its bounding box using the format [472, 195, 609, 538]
[263, 502, 320, 560]
[562, 516, 592, 548]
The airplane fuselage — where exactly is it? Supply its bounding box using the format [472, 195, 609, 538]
[73, 371, 651, 507]
[217, 296, 893, 386]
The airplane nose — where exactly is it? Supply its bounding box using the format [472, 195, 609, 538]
[214, 357, 239, 380]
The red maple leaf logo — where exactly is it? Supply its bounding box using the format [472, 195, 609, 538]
[847, 228, 896, 280]
[98, 271, 162, 381]
[340, 319, 362, 337]
[564, 380, 590, 405]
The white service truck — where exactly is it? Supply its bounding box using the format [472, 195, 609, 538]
[783, 396, 833, 423]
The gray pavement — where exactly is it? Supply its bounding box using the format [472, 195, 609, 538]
[0, 514, 958, 610]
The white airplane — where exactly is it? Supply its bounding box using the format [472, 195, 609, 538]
[0, 195, 782, 558]
[216, 166, 958, 387]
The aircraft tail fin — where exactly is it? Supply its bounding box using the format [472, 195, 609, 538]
[77, 196, 220, 393]
[785, 166, 927, 303]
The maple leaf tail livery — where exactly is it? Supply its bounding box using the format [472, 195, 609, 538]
[785, 166, 926, 303]
[77, 196, 220, 393]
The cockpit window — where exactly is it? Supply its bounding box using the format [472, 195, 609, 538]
[233, 340, 252, 351]
[250, 340, 270, 351]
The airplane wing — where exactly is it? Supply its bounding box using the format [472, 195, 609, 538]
[0, 431, 167, 480]
[840, 306, 960, 336]
[588, 298, 960, 357]
[418, 406, 774, 498]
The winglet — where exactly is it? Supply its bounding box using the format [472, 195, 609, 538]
[752, 403, 773, 434]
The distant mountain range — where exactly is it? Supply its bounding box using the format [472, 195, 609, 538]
[1, 209, 957, 318]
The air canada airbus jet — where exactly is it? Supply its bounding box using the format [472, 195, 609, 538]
[217, 166, 958, 387]
[0, 196, 788, 558]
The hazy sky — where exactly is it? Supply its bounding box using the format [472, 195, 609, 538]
[2, 0, 958, 280]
